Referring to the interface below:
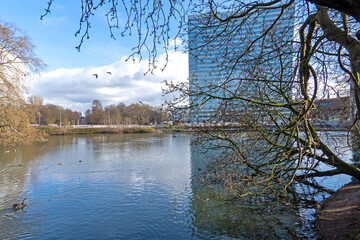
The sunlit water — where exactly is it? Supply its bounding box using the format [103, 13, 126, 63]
[0, 133, 353, 239]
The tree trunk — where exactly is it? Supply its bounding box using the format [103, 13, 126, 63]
[308, 0, 360, 22]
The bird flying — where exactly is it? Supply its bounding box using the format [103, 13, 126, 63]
[106, 71, 112, 75]
[92, 74, 98, 78]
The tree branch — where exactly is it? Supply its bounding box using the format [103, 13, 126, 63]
[307, 0, 360, 22]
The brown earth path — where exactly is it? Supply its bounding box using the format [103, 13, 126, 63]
[316, 179, 360, 239]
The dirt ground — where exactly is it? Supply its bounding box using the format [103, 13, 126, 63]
[316, 179, 360, 239]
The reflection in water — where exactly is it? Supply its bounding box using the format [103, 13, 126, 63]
[0, 134, 194, 239]
[0, 132, 353, 239]
[190, 139, 305, 239]
[189, 131, 355, 239]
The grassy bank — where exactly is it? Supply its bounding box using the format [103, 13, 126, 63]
[36, 126, 155, 135]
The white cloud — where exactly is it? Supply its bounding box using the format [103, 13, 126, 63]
[29, 51, 188, 111]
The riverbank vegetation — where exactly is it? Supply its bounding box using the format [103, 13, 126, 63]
[37, 126, 155, 135]
[84, 100, 169, 125]
[25, 97, 170, 126]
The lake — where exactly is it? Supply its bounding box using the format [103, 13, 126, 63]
[0, 133, 353, 239]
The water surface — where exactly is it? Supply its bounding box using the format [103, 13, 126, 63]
[0, 133, 352, 239]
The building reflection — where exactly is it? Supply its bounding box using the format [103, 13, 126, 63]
[188, 137, 313, 239]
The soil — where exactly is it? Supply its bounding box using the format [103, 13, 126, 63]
[316, 179, 360, 239]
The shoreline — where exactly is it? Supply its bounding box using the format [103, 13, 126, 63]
[36, 126, 158, 135]
[34, 124, 352, 136]
[316, 179, 360, 239]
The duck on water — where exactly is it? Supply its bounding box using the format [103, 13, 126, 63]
[13, 198, 28, 211]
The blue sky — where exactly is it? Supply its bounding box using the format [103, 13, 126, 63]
[0, 0, 188, 111]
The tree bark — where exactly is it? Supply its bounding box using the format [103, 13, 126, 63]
[316, 6, 360, 114]
[307, 0, 360, 22]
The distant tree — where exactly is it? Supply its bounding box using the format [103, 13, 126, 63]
[0, 21, 45, 144]
[85, 100, 105, 124]
[67, 109, 80, 125]
[27, 96, 44, 125]
[42, 104, 59, 125]
[92, 99, 104, 124]
[127, 103, 142, 124]
[117, 103, 130, 124]
[84, 109, 92, 125]
[150, 106, 167, 125]
[127, 103, 154, 125]
[104, 104, 124, 125]
[27, 102, 80, 126]
[84, 101, 167, 125]
[58, 108, 79, 125]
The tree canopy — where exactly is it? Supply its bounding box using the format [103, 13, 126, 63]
[84, 100, 168, 125]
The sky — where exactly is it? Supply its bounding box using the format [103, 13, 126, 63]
[0, 0, 188, 112]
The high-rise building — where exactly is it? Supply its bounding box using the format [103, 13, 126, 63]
[188, 8, 295, 123]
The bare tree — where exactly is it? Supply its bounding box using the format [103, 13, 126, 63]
[307, 0, 360, 22]
[166, 2, 360, 198]
[166, 1, 360, 198]
[0, 21, 45, 144]
[27, 95, 44, 125]
[86, 99, 105, 124]
[102, 102, 166, 125]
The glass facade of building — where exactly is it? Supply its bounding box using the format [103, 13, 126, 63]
[188, 7, 295, 123]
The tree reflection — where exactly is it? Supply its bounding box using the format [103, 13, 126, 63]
[188, 132, 353, 239]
